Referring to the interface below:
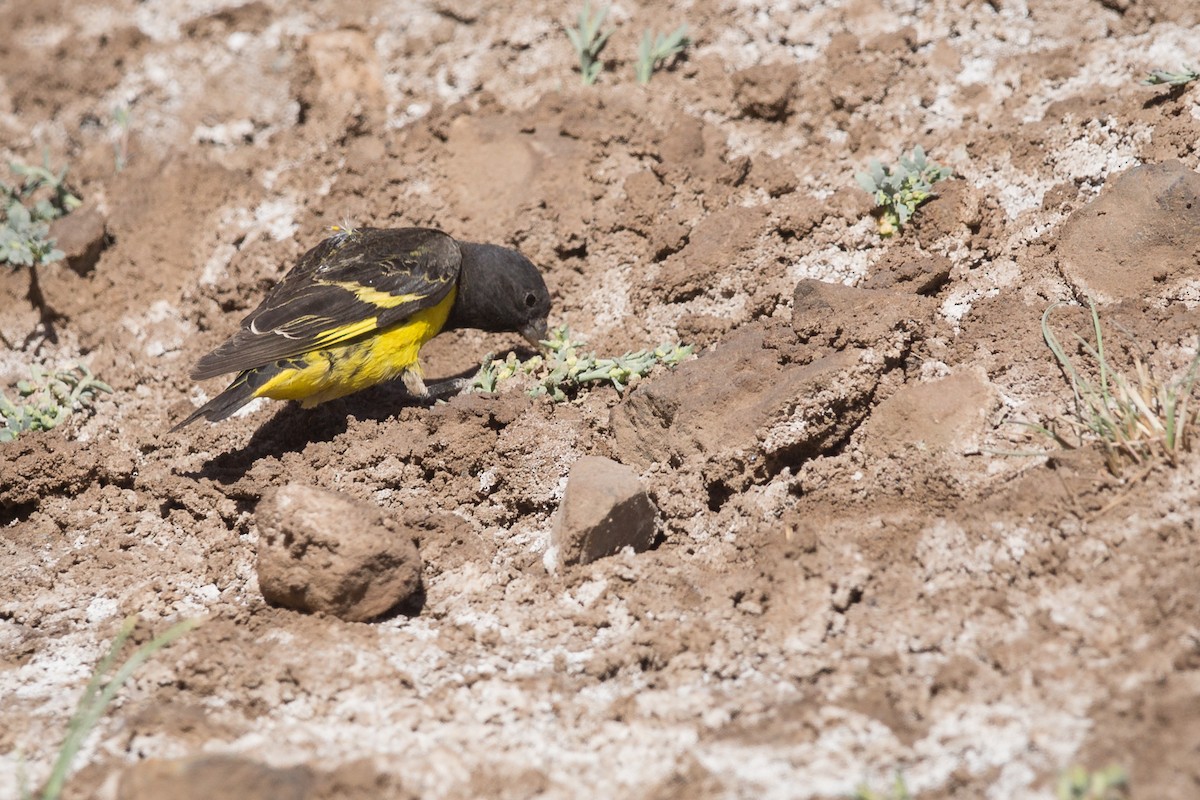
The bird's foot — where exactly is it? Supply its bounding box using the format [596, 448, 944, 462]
[424, 377, 471, 402]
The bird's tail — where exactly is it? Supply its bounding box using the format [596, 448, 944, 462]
[170, 371, 259, 432]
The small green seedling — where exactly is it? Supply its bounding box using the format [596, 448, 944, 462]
[471, 326, 693, 401]
[1141, 66, 1200, 86]
[853, 772, 912, 800]
[0, 203, 64, 267]
[635, 25, 690, 84]
[26, 616, 198, 800]
[566, 1, 614, 85]
[0, 364, 112, 442]
[1055, 764, 1129, 800]
[1031, 300, 1200, 474]
[1, 156, 82, 268]
[855, 146, 952, 236]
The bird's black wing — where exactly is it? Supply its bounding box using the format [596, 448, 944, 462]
[191, 227, 461, 380]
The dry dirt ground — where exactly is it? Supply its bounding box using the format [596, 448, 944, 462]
[3, 0, 1200, 798]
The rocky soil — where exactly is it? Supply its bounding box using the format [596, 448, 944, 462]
[3, 0, 1200, 798]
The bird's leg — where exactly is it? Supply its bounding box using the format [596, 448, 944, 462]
[402, 368, 430, 399]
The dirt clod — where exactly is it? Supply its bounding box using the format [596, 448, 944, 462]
[294, 29, 388, 136]
[792, 278, 933, 354]
[119, 755, 314, 800]
[1058, 160, 1200, 304]
[255, 484, 423, 622]
[611, 322, 878, 489]
[861, 368, 998, 453]
[47, 204, 108, 276]
[552, 456, 657, 566]
[0, 435, 133, 514]
[732, 63, 800, 120]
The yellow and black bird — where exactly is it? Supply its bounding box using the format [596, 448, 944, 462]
[173, 226, 551, 430]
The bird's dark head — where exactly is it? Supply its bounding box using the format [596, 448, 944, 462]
[450, 241, 551, 347]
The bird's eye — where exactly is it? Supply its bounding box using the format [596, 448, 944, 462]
[524, 292, 538, 308]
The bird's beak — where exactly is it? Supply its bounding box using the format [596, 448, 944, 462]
[520, 318, 548, 349]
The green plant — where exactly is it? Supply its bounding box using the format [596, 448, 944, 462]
[1, 156, 81, 268]
[112, 106, 132, 172]
[470, 326, 693, 401]
[855, 146, 951, 236]
[24, 616, 199, 800]
[1055, 764, 1129, 800]
[1141, 66, 1200, 86]
[566, 1, 614, 85]
[0, 364, 113, 442]
[853, 772, 911, 800]
[1035, 300, 1200, 474]
[635, 25, 689, 84]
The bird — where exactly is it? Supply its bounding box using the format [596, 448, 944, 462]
[172, 226, 551, 430]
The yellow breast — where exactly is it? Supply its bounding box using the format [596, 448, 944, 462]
[254, 286, 457, 406]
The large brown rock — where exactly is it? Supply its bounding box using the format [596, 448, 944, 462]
[255, 484, 422, 622]
[119, 755, 417, 800]
[1057, 161, 1200, 304]
[552, 456, 657, 566]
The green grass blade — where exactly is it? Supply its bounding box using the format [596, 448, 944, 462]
[40, 618, 136, 800]
[39, 617, 198, 800]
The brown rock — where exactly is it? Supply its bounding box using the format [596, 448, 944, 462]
[119, 755, 314, 800]
[612, 283, 934, 490]
[732, 63, 800, 120]
[775, 186, 873, 240]
[47, 204, 108, 276]
[1057, 161, 1200, 304]
[431, 0, 483, 23]
[312, 759, 419, 800]
[255, 484, 422, 622]
[552, 456, 657, 566]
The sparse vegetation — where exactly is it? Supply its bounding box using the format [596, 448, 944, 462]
[471, 326, 693, 401]
[1055, 764, 1129, 800]
[1141, 66, 1200, 86]
[112, 106, 132, 172]
[1, 156, 81, 268]
[853, 773, 912, 800]
[25, 616, 199, 800]
[1034, 300, 1200, 474]
[855, 146, 951, 236]
[635, 25, 690, 84]
[0, 364, 113, 442]
[566, 1, 614, 86]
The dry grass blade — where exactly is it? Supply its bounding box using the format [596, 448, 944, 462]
[1037, 300, 1200, 474]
